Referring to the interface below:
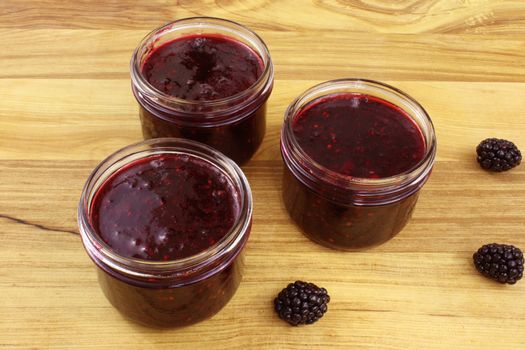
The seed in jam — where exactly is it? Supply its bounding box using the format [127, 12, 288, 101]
[142, 34, 263, 101]
[292, 93, 426, 178]
[90, 153, 240, 261]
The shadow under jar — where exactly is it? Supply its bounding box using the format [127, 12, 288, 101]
[130, 17, 274, 165]
[280, 79, 437, 250]
[78, 138, 252, 327]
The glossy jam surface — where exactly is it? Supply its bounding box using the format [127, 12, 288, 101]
[91, 153, 239, 261]
[142, 34, 263, 101]
[293, 93, 426, 178]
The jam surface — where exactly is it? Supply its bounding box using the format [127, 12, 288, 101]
[142, 34, 263, 101]
[293, 93, 426, 178]
[91, 153, 239, 261]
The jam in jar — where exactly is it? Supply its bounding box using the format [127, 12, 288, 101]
[78, 138, 252, 327]
[130, 17, 274, 165]
[280, 79, 437, 250]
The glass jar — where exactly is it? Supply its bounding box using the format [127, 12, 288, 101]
[280, 79, 437, 250]
[78, 138, 252, 327]
[130, 17, 274, 165]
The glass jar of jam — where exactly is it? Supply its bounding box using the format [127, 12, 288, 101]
[130, 17, 274, 165]
[280, 79, 437, 250]
[78, 138, 252, 327]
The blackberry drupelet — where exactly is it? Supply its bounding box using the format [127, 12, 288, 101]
[274, 281, 330, 326]
[476, 138, 521, 172]
[473, 243, 524, 284]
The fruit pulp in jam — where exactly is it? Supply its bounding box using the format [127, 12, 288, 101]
[138, 34, 268, 164]
[91, 153, 239, 260]
[142, 34, 263, 101]
[90, 153, 244, 327]
[284, 93, 427, 250]
[292, 93, 425, 178]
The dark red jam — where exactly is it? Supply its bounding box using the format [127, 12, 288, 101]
[96, 256, 244, 327]
[143, 34, 263, 101]
[135, 34, 271, 165]
[283, 92, 430, 250]
[91, 153, 239, 261]
[89, 152, 246, 327]
[293, 93, 425, 179]
[282, 171, 420, 249]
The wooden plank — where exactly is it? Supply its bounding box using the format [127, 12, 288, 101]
[2, 29, 525, 81]
[1, 0, 525, 35]
[1, 158, 524, 253]
[0, 80, 524, 161]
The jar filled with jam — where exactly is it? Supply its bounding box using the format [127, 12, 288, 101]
[130, 17, 274, 165]
[78, 138, 252, 327]
[280, 79, 437, 250]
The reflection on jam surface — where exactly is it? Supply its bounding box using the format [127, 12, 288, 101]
[282, 168, 419, 250]
[90, 153, 239, 261]
[143, 34, 263, 100]
[293, 93, 426, 178]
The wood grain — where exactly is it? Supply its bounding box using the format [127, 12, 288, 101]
[2, 0, 525, 34]
[1, 1, 525, 349]
[2, 30, 525, 81]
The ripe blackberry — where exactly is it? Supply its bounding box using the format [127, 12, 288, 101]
[274, 281, 330, 326]
[476, 138, 521, 172]
[473, 243, 524, 284]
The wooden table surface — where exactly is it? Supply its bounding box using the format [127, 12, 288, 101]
[2, 1, 525, 349]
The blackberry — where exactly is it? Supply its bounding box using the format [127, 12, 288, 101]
[274, 281, 330, 326]
[476, 138, 521, 172]
[473, 243, 524, 284]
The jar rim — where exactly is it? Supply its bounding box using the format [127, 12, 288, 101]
[77, 138, 252, 280]
[130, 17, 274, 111]
[281, 78, 437, 195]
